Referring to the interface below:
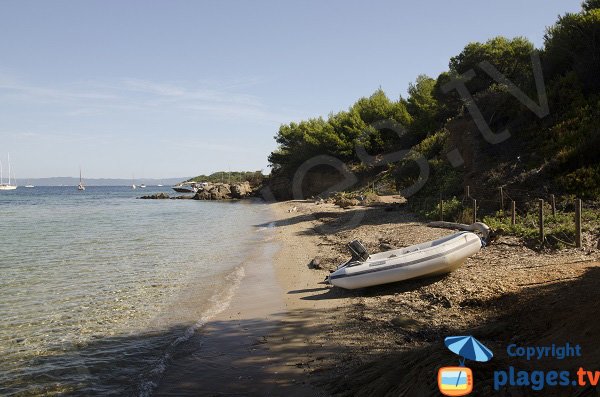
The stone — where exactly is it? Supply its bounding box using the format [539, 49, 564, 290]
[139, 193, 170, 199]
[309, 258, 322, 269]
[192, 181, 253, 200]
[209, 184, 231, 200]
[380, 243, 397, 251]
[230, 181, 252, 198]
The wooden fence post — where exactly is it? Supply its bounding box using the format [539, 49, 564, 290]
[472, 198, 477, 224]
[465, 185, 470, 198]
[439, 197, 444, 221]
[499, 187, 504, 212]
[511, 201, 516, 225]
[575, 198, 582, 248]
[539, 199, 545, 245]
[551, 194, 556, 216]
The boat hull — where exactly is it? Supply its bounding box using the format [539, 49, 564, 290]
[0, 185, 17, 190]
[329, 232, 482, 289]
[172, 187, 194, 193]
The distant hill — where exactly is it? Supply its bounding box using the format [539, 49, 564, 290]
[18, 177, 190, 186]
[187, 171, 265, 187]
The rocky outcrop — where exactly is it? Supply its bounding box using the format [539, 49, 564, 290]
[262, 165, 364, 200]
[139, 193, 195, 200]
[230, 181, 252, 198]
[139, 193, 170, 199]
[211, 184, 231, 200]
[192, 182, 253, 200]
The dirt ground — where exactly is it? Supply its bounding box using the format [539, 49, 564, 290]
[268, 199, 600, 396]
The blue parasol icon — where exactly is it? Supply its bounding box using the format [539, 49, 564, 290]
[444, 335, 493, 365]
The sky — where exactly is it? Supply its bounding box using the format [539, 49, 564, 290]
[0, 0, 583, 179]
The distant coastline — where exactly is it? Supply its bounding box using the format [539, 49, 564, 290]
[17, 177, 191, 187]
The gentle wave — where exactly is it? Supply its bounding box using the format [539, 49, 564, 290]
[138, 265, 246, 397]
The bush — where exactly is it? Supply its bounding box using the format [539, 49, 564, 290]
[559, 165, 600, 198]
[483, 208, 581, 248]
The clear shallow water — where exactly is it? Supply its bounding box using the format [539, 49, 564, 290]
[0, 186, 270, 396]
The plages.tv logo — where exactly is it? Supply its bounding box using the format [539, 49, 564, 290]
[438, 336, 493, 396]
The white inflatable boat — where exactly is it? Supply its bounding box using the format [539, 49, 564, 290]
[327, 232, 482, 290]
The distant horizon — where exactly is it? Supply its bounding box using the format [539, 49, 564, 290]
[10, 176, 191, 187]
[16, 176, 189, 179]
[12, 169, 268, 181]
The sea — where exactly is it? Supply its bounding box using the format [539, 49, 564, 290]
[0, 186, 273, 396]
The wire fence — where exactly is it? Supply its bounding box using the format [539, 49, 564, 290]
[409, 185, 597, 248]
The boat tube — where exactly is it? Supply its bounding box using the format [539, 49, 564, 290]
[327, 232, 482, 289]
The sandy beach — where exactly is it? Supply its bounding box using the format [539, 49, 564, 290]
[157, 199, 600, 396]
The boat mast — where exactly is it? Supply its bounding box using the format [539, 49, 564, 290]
[0, 158, 3, 185]
[7, 153, 11, 185]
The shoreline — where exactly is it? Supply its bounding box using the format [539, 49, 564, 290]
[156, 199, 600, 396]
[153, 202, 324, 396]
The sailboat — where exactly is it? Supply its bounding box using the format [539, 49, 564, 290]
[132, 174, 136, 189]
[0, 154, 18, 190]
[77, 168, 85, 191]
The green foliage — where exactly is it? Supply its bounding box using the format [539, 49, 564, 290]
[406, 75, 440, 139]
[422, 196, 462, 221]
[546, 72, 587, 117]
[483, 204, 600, 248]
[431, 72, 463, 121]
[544, 97, 600, 187]
[188, 171, 264, 187]
[558, 165, 600, 198]
[483, 211, 579, 248]
[330, 190, 382, 208]
[412, 129, 448, 158]
[412, 195, 600, 249]
[350, 89, 413, 154]
[267, 4, 600, 206]
[392, 128, 464, 202]
[269, 89, 412, 175]
[582, 0, 600, 12]
[544, 9, 600, 93]
[448, 36, 536, 94]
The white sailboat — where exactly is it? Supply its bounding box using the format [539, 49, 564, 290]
[132, 174, 136, 189]
[77, 168, 85, 191]
[0, 154, 17, 190]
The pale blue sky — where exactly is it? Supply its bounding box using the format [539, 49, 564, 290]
[0, 0, 582, 178]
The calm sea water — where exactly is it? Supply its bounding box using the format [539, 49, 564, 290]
[0, 186, 271, 396]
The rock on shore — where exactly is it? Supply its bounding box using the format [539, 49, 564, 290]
[193, 181, 252, 200]
[138, 182, 254, 200]
[139, 193, 170, 199]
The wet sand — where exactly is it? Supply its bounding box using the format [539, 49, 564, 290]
[154, 211, 326, 396]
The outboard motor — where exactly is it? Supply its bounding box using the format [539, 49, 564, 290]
[347, 240, 369, 262]
[324, 240, 370, 284]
